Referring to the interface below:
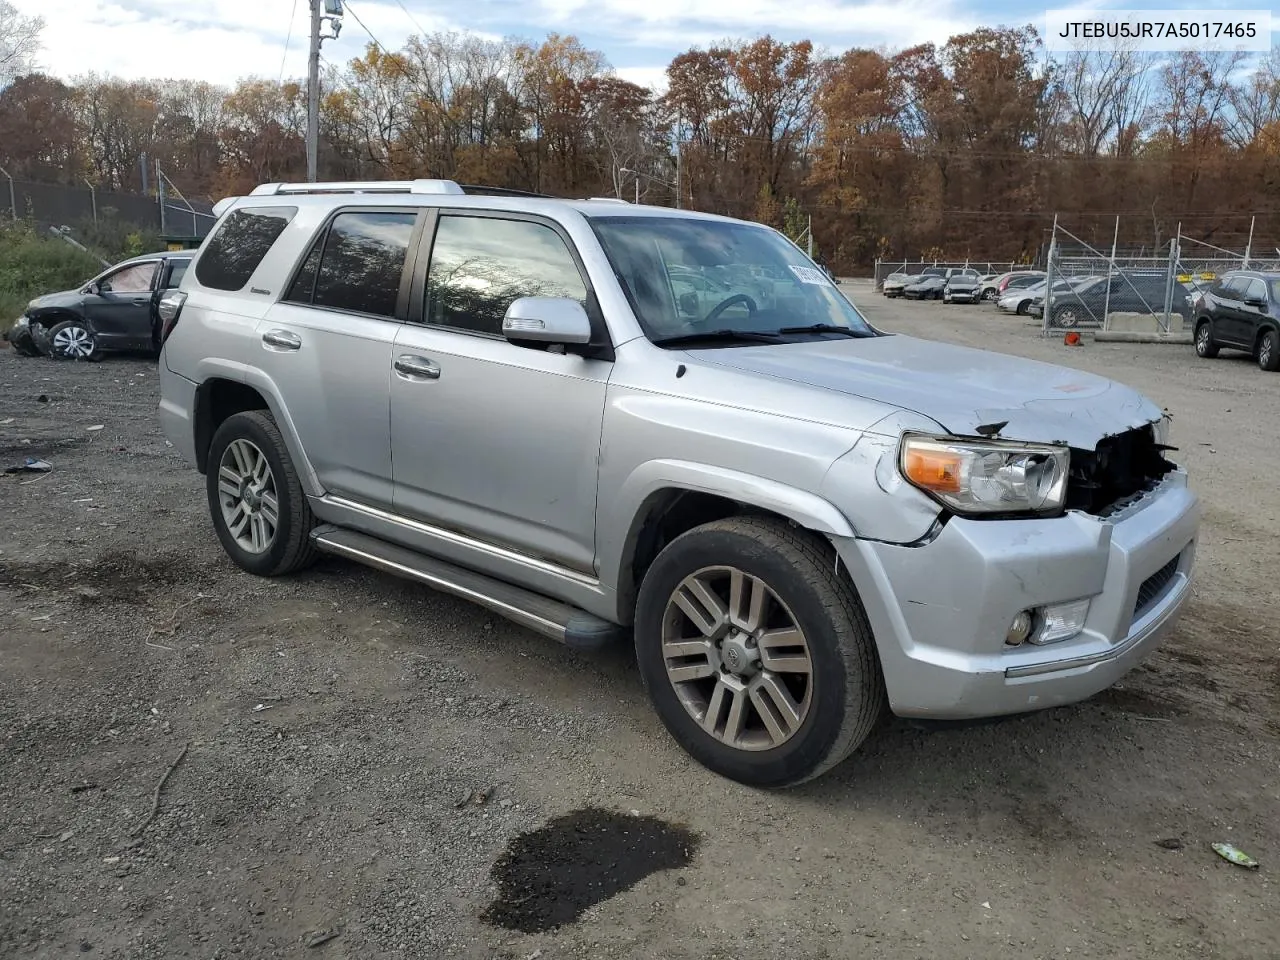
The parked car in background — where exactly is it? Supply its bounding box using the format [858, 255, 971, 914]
[1032, 272, 1192, 328]
[882, 273, 920, 297]
[997, 276, 1088, 316]
[157, 177, 1199, 788]
[18, 252, 192, 361]
[904, 274, 948, 300]
[1192, 271, 1280, 371]
[982, 270, 1044, 302]
[942, 269, 982, 303]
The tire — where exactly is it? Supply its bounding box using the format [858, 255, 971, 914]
[981, 288, 998, 302]
[1015, 301, 1029, 315]
[1194, 320, 1219, 359]
[47, 319, 103, 361]
[206, 410, 318, 577]
[1259, 329, 1280, 372]
[634, 516, 885, 788]
[1051, 305, 1082, 328]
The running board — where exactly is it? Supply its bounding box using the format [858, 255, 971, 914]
[309, 526, 624, 651]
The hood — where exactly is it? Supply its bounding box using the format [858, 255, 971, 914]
[27, 289, 87, 312]
[947, 276, 980, 287]
[690, 334, 1162, 448]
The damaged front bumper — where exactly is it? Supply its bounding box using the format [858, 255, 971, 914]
[836, 468, 1200, 719]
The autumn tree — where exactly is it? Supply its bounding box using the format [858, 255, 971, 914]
[0, 0, 42, 86]
[0, 74, 82, 180]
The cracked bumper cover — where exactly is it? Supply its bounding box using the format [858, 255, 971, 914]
[835, 469, 1200, 719]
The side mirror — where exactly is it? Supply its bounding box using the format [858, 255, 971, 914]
[1245, 296, 1267, 309]
[502, 296, 592, 346]
[86, 282, 100, 295]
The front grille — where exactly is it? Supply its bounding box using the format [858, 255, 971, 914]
[1065, 424, 1174, 516]
[1134, 555, 1180, 620]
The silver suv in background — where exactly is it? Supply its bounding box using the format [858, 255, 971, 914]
[157, 180, 1200, 788]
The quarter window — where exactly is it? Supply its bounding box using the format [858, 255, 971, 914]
[1245, 278, 1267, 303]
[166, 261, 189, 288]
[195, 206, 297, 291]
[305, 211, 417, 318]
[424, 215, 589, 335]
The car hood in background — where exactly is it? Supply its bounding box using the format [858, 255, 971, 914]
[26, 289, 86, 312]
[693, 334, 1162, 449]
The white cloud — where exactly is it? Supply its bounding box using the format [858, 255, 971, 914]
[615, 65, 669, 93]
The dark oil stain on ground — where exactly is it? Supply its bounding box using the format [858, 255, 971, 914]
[481, 806, 700, 933]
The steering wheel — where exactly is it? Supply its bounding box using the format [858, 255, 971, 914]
[703, 294, 758, 324]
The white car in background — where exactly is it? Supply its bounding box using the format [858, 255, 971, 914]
[998, 276, 1092, 316]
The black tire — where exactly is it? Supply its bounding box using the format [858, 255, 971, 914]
[981, 288, 998, 302]
[1259, 329, 1280, 372]
[634, 516, 885, 788]
[1194, 320, 1219, 359]
[47, 319, 103, 361]
[206, 410, 318, 577]
[1015, 301, 1029, 315]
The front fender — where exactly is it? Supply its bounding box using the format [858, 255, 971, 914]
[597, 458, 857, 599]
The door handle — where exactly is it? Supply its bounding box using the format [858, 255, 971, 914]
[262, 329, 302, 350]
[132, 297, 150, 305]
[393, 355, 440, 380]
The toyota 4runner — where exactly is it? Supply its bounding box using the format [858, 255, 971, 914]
[157, 179, 1200, 788]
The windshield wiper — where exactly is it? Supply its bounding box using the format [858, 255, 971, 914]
[651, 329, 786, 347]
[774, 323, 871, 338]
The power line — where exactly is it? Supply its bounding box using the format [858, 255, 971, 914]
[342, 0, 392, 56]
[389, 0, 427, 36]
[279, 0, 299, 82]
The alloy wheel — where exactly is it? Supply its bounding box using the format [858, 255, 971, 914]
[661, 566, 813, 751]
[216, 439, 279, 554]
[1262, 334, 1275, 368]
[53, 324, 95, 359]
[1196, 326, 1210, 355]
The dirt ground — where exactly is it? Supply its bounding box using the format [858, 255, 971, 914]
[2, 286, 1279, 960]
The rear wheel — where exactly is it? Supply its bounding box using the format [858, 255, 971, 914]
[206, 410, 318, 576]
[47, 319, 103, 361]
[1052, 305, 1081, 328]
[1194, 320, 1219, 359]
[634, 516, 885, 788]
[1259, 329, 1280, 372]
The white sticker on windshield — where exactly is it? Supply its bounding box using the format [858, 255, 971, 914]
[788, 265, 833, 286]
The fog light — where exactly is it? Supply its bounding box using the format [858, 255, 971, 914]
[1031, 598, 1091, 644]
[1006, 610, 1034, 645]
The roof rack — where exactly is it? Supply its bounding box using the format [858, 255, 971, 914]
[458, 184, 553, 198]
[248, 179, 466, 196]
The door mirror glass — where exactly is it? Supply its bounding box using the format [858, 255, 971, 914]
[1245, 296, 1267, 308]
[502, 297, 593, 346]
[86, 282, 100, 295]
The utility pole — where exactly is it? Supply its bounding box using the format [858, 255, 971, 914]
[306, 0, 343, 182]
[306, 0, 322, 182]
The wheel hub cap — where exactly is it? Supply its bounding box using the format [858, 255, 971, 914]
[217, 439, 279, 554]
[661, 566, 814, 752]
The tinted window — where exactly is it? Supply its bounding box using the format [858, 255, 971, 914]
[425, 215, 588, 335]
[1225, 276, 1251, 298]
[310, 211, 417, 318]
[195, 206, 297, 291]
[104, 261, 157, 294]
[285, 234, 324, 304]
[166, 261, 189, 288]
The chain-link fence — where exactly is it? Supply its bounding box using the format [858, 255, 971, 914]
[872, 259, 1031, 290]
[1039, 218, 1280, 335]
[0, 172, 215, 238]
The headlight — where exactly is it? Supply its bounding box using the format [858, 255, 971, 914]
[899, 433, 1070, 515]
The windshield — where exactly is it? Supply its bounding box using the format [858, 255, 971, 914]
[590, 216, 873, 342]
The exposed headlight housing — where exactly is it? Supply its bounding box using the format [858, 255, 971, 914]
[1151, 413, 1171, 447]
[899, 433, 1070, 516]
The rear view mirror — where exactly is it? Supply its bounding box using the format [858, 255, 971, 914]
[503, 297, 592, 346]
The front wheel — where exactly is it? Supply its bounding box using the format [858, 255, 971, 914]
[1260, 329, 1280, 372]
[1194, 321, 1219, 358]
[981, 288, 998, 301]
[47, 319, 103, 361]
[634, 516, 885, 788]
[206, 410, 318, 577]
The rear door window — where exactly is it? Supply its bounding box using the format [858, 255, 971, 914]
[195, 206, 297, 291]
[284, 211, 418, 319]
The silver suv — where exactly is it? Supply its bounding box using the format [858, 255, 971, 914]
[157, 179, 1200, 787]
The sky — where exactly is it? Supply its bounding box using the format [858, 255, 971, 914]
[8, 0, 1278, 91]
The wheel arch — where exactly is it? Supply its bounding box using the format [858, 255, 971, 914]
[193, 376, 324, 497]
[603, 461, 855, 625]
[1254, 321, 1279, 353]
